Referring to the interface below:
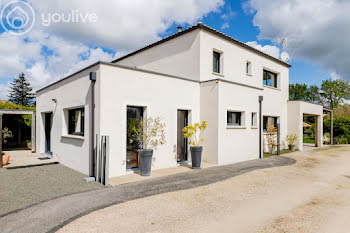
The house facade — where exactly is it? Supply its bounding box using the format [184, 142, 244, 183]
[35, 23, 324, 178]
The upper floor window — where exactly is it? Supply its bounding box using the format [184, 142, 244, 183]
[263, 69, 278, 88]
[68, 108, 85, 136]
[213, 51, 221, 73]
[246, 61, 252, 75]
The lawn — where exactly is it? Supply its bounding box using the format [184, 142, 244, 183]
[264, 149, 295, 158]
[303, 137, 315, 143]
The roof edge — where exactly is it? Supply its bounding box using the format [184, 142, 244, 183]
[112, 23, 291, 68]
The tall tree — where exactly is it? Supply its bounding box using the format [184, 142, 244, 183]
[307, 85, 322, 104]
[321, 79, 350, 109]
[8, 73, 35, 106]
[289, 83, 309, 101]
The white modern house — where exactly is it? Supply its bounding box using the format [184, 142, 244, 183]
[36, 23, 330, 179]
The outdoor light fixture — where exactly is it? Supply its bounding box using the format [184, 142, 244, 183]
[52, 98, 57, 103]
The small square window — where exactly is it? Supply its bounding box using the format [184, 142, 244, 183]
[227, 111, 242, 126]
[252, 112, 257, 127]
[213, 51, 221, 73]
[68, 108, 85, 136]
[246, 61, 252, 75]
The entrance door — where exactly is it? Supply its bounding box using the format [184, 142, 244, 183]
[177, 110, 188, 163]
[126, 107, 143, 169]
[44, 113, 52, 154]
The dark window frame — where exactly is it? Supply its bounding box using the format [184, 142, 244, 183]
[246, 61, 252, 74]
[227, 111, 242, 126]
[213, 51, 221, 73]
[68, 108, 85, 136]
[252, 112, 257, 127]
[263, 116, 278, 132]
[263, 69, 278, 88]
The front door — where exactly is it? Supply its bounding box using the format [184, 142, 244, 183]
[177, 110, 188, 163]
[44, 113, 52, 153]
[126, 107, 143, 169]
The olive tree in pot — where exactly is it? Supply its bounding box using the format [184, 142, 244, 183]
[130, 117, 166, 176]
[182, 121, 207, 169]
[266, 126, 278, 154]
[286, 134, 298, 151]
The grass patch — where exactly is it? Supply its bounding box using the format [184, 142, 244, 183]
[264, 149, 295, 158]
[303, 137, 315, 143]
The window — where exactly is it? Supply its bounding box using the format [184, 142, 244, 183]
[227, 111, 242, 126]
[213, 51, 221, 73]
[263, 116, 278, 132]
[251, 112, 257, 127]
[263, 70, 278, 88]
[246, 61, 252, 75]
[68, 108, 85, 136]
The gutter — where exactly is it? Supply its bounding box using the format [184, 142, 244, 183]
[259, 96, 264, 159]
[89, 72, 97, 177]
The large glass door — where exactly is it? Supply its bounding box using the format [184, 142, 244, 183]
[177, 110, 188, 163]
[126, 107, 143, 169]
[45, 112, 52, 154]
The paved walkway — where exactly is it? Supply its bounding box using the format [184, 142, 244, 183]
[0, 156, 295, 233]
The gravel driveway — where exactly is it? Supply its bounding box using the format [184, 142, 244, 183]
[0, 159, 103, 216]
[57, 146, 350, 233]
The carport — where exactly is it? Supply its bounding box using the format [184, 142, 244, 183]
[0, 109, 36, 168]
[288, 101, 333, 151]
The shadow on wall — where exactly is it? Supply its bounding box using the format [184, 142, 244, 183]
[60, 137, 84, 147]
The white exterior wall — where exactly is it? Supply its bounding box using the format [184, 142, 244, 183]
[36, 65, 101, 175]
[218, 81, 262, 164]
[200, 81, 219, 164]
[199, 30, 289, 154]
[287, 101, 323, 151]
[117, 30, 201, 81]
[99, 64, 200, 177]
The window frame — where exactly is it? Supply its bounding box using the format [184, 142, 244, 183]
[263, 116, 278, 132]
[227, 111, 245, 127]
[263, 69, 278, 88]
[246, 61, 252, 75]
[68, 108, 85, 136]
[251, 112, 257, 128]
[213, 51, 221, 74]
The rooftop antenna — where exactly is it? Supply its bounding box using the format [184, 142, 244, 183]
[279, 37, 290, 62]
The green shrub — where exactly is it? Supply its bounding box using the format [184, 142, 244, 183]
[338, 138, 348, 144]
[324, 116, 350, 144]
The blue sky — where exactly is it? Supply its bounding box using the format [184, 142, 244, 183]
[162, 0, 330, 86]
[0, 0, 347, 99]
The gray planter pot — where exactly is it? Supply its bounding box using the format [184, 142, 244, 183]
[288, 145, 296, 151]
[190, 146, 203, 169]
[139, 149, 153, 176]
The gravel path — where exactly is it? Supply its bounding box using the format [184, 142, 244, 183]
[57, 146, 350, 233]
[0, 155, 295, 233]
[0, 162, 103, 217]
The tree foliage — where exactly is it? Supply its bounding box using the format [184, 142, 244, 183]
[0, 101, 35, 127]
[289, 79, 350, 109]
[8, 73, 35, 106]
[320, 79, 350, 109]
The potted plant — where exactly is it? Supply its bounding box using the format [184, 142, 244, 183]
[182, 121, 207, 169]
[286, 133, 298, 151]
[2, 128, 13, 166]
[266, 125, 277, 154]
[130, 117, 166, 176]
[26, 140, 32, 149]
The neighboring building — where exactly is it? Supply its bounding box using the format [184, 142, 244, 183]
[35, 23, 327, 178]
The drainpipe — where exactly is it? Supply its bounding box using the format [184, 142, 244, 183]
[89, 72, 97, 177]
[259, 96, 264, 159]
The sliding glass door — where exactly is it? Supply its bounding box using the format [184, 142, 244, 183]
[126, 107, 143, 169]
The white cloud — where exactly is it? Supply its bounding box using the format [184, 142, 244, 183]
[0, 83, 9, 100]
[246, 0, 350, 80]
[221, 22, 229, 30]
[246, 41, 280, 58]
[29, 0, 224, 51]
[0, 0, 224, 99]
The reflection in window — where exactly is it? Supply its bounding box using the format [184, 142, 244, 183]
[263, 116, 278, 132]
[263, 70, 278, 88]
[68, 108, 84, 136]
[227, 111, 242, 126]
